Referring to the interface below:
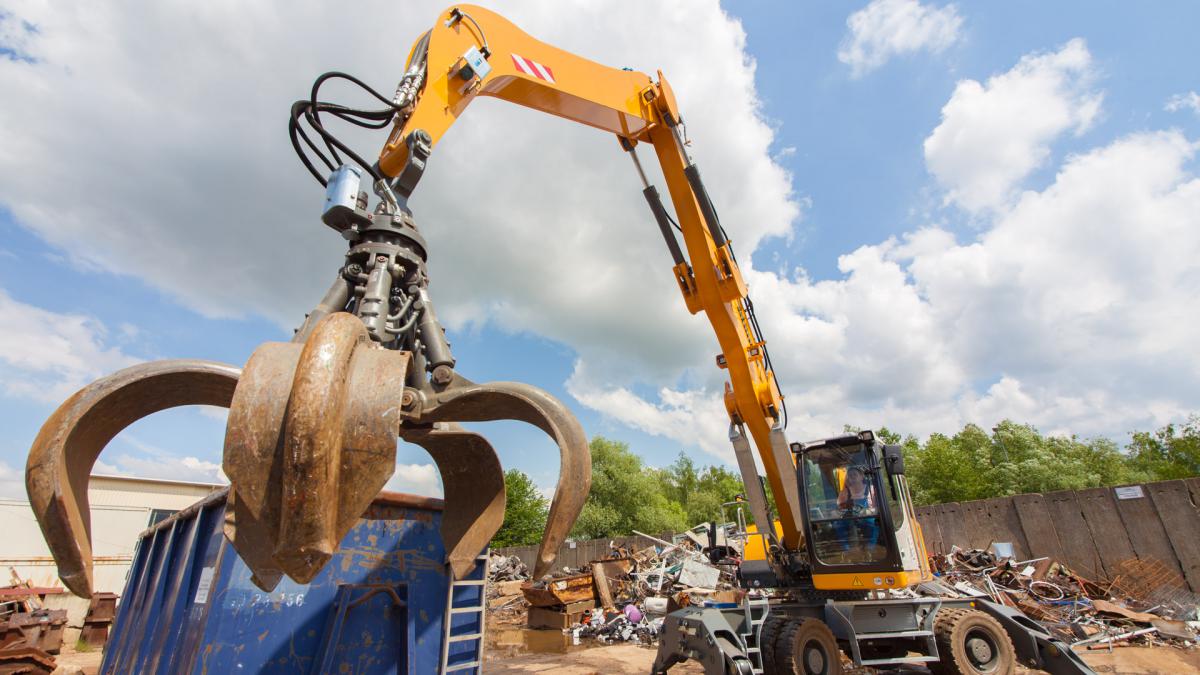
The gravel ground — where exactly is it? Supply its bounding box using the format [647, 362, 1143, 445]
[486, 642, 1200, 675]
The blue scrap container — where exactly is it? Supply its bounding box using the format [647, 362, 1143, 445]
[100, 488, 486, 674]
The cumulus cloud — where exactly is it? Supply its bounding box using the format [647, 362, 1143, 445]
[385, 463, 443, 497]
[0, 0, 797, 388]
[4, 5, 1198, 473]
[924, 39, 1102, 213]
[94, 452, 227, 484]
[567, 360, 730, 459]
[588, 128, 1200, 452]
[1165, 91, 1200, 116]
[0, 288, 141, 402]
[838, 0, 962, 77]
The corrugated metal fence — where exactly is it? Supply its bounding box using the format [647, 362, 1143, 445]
[494, 532, 674, 572]
[915, 478, 1200, 593]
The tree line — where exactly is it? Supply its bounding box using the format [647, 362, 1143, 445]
[492, 416, 1200, 547]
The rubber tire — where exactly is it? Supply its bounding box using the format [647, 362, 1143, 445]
[774, 618, 843, 675]
[760, 616, 787, 674]
[930, 608, 1016, 675]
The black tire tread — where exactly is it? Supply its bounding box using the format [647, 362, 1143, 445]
[760, 616, 787, 674]
[930, 608, 1016, 675]
[773, 618, 843, 675]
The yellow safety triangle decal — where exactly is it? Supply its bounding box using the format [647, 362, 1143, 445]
[852, 577, 863, 587]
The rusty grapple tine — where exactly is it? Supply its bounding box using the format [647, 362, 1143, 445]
[223, 312, 409, 587]
[25, 360, 240, 597]
[415, 377, 591, 578]
[400, 423, 504, 579]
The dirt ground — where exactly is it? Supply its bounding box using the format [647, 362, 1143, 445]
[49, 648, 102, 674]
[486, 642, 1200, 675]
[46, 631, 1200, 674]
[486, 643, 704, 674]
[1082, 646, 1200, 674]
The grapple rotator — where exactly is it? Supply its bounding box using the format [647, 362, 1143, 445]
[26, 163, 591, 597]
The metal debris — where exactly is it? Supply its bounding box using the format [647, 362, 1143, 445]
[489, 538, 737, 647]
[488, 553, 530, 582]
[922, 547, 1200, 651]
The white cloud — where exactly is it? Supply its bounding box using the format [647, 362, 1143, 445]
[838, 0, 963, 77]
[95, 453, 228, 485]
[1165, 91, 1200, 116]
[0, 289, 142, 402]
[924, 39, 1102, 213]
[384, 463, 443, 497]
[3, 6, 1198, 475]
[0, 0, 797, 388]
[566, 360, 730, 459]
[578, 129, 1200, 451]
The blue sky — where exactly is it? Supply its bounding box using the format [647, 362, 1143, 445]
[2, 0, 1198, 499]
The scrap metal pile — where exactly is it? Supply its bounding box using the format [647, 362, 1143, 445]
[486, 536, 740, 646]
[0, 586, 65, 675]
[919, 546, 1200, 651]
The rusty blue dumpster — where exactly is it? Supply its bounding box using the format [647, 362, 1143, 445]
[100, 488, 486, 674]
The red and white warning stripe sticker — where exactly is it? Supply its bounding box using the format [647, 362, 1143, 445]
[511, 53, 555, 84]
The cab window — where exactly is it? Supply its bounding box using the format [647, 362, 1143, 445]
[802, 446, 889, 565]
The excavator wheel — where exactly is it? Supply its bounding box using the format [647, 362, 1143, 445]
[759, 616, 787, 674]
[774, 618, 843, 675]
[930, 608, 1016, 675]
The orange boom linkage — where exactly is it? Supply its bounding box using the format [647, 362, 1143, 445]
[376, 4, 803, 551]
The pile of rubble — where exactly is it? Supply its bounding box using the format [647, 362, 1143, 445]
[919, 546, 1200, 651]
[486, 554, 531, 627]
[486, 533, 740, 646]
[0, 580, 68, 675]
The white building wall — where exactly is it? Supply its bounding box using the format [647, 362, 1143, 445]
[1, 474, 221, 631]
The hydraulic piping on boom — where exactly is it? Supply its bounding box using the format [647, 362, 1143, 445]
[356, 4, 913, 592]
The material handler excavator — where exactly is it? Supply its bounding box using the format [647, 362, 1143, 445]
[26, 5, 1094, 674]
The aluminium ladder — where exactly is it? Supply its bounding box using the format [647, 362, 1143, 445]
[439, 551, 490, 673]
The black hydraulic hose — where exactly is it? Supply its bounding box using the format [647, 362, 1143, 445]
[290, 102, 334, 185]
[683, 163, 727, 247]
[308, 72, 403, 163]
[678, 159, 789, 429]
[300, 103, 386, 183]
[290, 70, 412, 187]
[327, 109, 394, 129]
[643, 186, 686, 267]
[310, 71, 402, 110]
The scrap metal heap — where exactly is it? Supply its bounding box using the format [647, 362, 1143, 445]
[918, 547, 1200, 650]
[487, 535, 743, 648]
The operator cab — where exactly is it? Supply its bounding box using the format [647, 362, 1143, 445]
[793, 430, 923, 588]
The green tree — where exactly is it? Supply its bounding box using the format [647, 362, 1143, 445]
[654, 451, 758, 526]
[906, 431, 988, 505]
[1128, 415, 1200, 480]
[905, 419, 1171, 505]
[875, 426, 903, 445]
[571, 437, 688, 539]
[492, 469, 548, 547]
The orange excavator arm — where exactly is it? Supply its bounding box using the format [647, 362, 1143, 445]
[376, 5, 804, 549]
